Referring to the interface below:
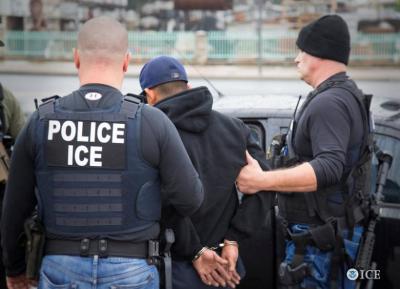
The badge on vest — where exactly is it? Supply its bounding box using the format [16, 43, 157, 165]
[85, 92, 102, 101]
[46, 120, 126, 169]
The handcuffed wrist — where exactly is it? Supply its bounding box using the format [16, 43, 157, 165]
[224, 240, 239, 247]
[192, 247, 208, 263]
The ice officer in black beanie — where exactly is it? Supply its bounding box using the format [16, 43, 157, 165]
[237, 15, 374, 289]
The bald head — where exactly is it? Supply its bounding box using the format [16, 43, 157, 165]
[77, 16, 128, 64]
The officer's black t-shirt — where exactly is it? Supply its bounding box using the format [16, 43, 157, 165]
[1, 84, 203, 276]
[293, 72, 364, 189]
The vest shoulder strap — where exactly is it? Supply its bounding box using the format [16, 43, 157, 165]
[121, 94, 141, 119]
[38, 95, 61, 119]
[332, 82, 374, 166]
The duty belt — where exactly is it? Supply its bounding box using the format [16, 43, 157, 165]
[45, 238, 159, 259]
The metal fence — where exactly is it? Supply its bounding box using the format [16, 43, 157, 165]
[3, 30, 400, 64]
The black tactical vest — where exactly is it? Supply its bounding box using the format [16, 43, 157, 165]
[34, 96, 162, 238]
[278, 78, 374, 226]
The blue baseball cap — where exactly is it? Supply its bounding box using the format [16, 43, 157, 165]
[139, 56, 188, 91]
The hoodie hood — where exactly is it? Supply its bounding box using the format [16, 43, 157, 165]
[155, 86, 213, 133]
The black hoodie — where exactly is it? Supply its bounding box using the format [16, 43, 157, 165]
[156, 86, 273, 260]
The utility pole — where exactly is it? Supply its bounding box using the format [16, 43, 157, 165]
[330, 0, 337, 13]
[256, 0, 263, 76]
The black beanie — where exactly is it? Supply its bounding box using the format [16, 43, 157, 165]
[296, 15, 350, 65]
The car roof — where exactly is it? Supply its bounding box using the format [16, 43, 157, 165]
[213, 94, 300, 118]
[213, 94, 400, 132]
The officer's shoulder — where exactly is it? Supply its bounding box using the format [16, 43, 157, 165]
[21, 110, 40, 136]
[316, 87, 354, 107]
[27, 110, 40, 122]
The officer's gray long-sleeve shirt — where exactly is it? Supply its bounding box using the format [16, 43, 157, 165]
[293, 72, 364, 189]
[1, 84, 203, 276]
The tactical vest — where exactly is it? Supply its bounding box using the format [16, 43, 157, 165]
[278, 78, 374, 227]
[34, 95, 162, 238]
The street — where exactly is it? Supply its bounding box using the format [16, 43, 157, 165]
[1, 73, 399, 116]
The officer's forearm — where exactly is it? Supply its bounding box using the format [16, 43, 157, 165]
[257, 162, 317, 192]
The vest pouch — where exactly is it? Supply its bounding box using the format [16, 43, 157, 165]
[309, 223, 336, 251]
[136, 180, 161, 221]
[269, 134, 286, 169]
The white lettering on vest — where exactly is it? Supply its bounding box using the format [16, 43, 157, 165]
[48, 121, 125, 144]
[49, 120, 125, 167]
[66, 145, 103, 167]
[77, 122, 89, 142]
[90, 146, 102, 167]
[97, 122, 112, 143]
[90, 122, 96, 142]
[61, 121, 76, 142]
[48, 120, 61, 140]
[75, 145, 89, 166]
[112, 123, 125, 144]
[67, 145, 73, 165]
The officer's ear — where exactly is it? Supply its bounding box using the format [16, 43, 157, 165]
[73, 48, 80, 69]
[123, 51, 131, 73]
[145, 88, 157, 106]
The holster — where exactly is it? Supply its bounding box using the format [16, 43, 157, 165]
[24, 213, 45, 280]
[279, 261, 309, 287]
[268, 134, 286, 169]
[159, 229, 175, 289]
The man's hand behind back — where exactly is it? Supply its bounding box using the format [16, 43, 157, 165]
[193, 247, 242, 288]
[193, 248, 231, 287]
[221, 242, 241, 288]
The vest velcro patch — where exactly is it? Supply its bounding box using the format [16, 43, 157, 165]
[46, 119, 126, 169]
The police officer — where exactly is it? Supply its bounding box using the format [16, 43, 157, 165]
[0, 39, 26, 289]
[1, 17, 203, 289]
[139, 56, 273, 289]
[237, 15, 373, 289]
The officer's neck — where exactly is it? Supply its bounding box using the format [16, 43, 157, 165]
[311, 61, 347, 89]
[78, 67, 123, 91]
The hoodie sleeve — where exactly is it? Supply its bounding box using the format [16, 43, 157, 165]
[225, 123, 275, 243]
[141, 105, 204, 217]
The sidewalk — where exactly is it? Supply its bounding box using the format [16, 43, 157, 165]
[1, 60, 400, 81]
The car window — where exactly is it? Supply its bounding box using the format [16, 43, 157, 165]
[375, 133, 400, 203]
[246, 123, 265, 150]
